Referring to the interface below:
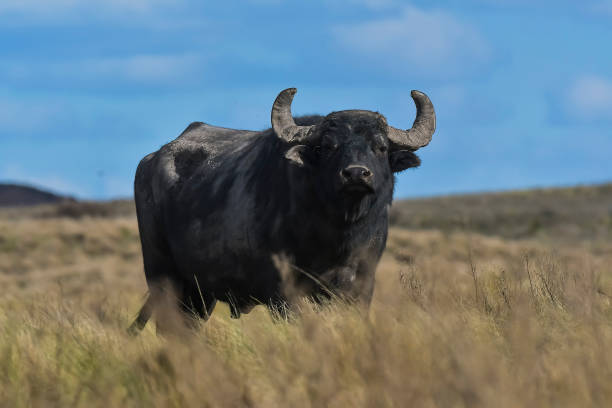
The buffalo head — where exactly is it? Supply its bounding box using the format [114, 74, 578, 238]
[271, 88, 436, 223]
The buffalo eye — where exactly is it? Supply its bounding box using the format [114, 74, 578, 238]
[322, 142, 338, 152]
[372, 143, 387, 155]
[320, 132, 339, 152]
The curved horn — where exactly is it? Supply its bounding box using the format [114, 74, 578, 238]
[271, 88, 315, 143]
[388, 90, 436, 151]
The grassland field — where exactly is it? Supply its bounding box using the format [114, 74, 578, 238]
[0, 183, 611, 407]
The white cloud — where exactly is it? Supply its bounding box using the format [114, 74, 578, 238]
[590, 1, 612, 15]
[329, 0, 398, 9]
[0, 54, 203, 85]
[471, 0, 534, 5]
[0, 0, 189, 27]
[73, 54, 202, 83]
[0, 0, 177, 15]
[0, 99, 62, 132]
[245, 0, 285, 4]
[430, 84, 510, 125]
[563, 75, 612, 122]
[332, 5, 491, 78]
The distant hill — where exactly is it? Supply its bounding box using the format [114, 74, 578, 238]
[1, 182, 611, 241]
[389, 183, 612, 240]
[0, 184, 74, 207]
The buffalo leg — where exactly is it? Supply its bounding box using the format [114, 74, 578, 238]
[127, 281, 173, 335]
[127, 294, 154, 336]
[178, 283, 217, 328]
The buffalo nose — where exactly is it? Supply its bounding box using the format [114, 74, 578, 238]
[341, 166, 373, 183]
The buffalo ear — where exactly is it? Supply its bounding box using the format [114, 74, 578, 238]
[389, 150, 421, 173]
[285, 145, 316, 167]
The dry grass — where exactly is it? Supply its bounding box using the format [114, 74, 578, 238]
[1, 212, 612, 407]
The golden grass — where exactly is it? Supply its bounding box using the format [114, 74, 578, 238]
[1, 216, 612, 407]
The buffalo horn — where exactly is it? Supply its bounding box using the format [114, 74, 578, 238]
[271, 88, 315, 144]
[388, 90, 436, 151]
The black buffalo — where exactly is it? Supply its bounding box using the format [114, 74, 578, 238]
[129, 88, 435, 332]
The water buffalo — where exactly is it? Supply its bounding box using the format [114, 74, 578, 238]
[129, 88, 435, 332]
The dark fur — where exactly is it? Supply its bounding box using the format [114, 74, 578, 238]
[130, 111, 421, 332]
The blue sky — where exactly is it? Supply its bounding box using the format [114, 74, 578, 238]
[0, 0, 611, 199]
